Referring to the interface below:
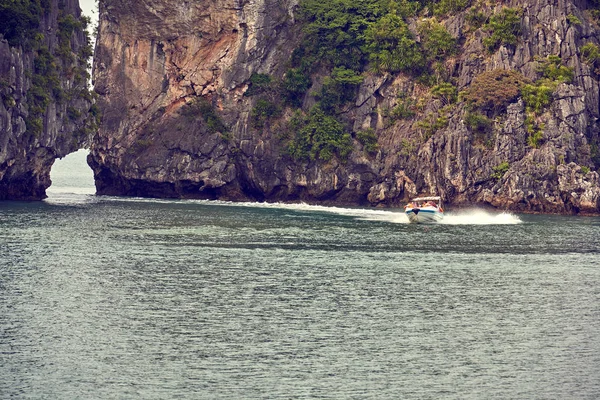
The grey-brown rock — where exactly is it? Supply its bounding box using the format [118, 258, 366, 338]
[90, 0, 600, 214]
[0, 0, 93, 200]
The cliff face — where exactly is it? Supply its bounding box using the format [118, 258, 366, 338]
[0, 0, 95, 200]
[91, 0, 600, 213]
[91, 0, 301, 199]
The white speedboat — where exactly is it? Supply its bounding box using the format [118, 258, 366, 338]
[404, 196, 444, 223]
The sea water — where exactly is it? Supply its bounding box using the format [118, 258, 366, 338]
[1, 150, 599, 399]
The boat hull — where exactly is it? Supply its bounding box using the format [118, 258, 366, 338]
[405, 208, 443, 224]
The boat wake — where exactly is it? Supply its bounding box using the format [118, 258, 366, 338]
[215, 200, 405, 221]
[440, 209, 522, 225]
[357, 207, 522, 225]
[193, 200, 522, 225]
[49, 194, 522, 225]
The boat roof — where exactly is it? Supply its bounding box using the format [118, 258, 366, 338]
[410, 196, 442, 201]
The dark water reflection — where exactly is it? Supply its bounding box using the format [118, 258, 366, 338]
[1, 197, 600, 398]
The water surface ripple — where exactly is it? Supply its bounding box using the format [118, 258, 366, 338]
[1, 194, 600, 399]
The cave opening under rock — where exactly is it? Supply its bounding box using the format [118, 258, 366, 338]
[47, 149, 96, 196]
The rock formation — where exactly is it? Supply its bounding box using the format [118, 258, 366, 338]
[0, 0, 95, 200]
[90, 0, 600, 214]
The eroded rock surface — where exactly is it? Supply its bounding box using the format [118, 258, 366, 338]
[90, 0, 600, 213]
[0, 0, 94, 200]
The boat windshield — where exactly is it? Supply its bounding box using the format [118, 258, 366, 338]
[407, 197, 442, 208]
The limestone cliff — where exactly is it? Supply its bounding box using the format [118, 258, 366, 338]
[91, 0, 600, 213]
[0, 0, 95, 200]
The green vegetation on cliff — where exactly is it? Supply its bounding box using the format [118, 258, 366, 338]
[239, 0, 595, 174]
[521, 56, 574, 147]
[0, 0, 50, 48]
[482, 7, 522, 52]
[492, 161, 510, 180]
[462, 55, 574, 148]
[581, 42, 600, 66]
[26, 46, 61, 137]
[288, 106, 352, 161]
[296, 0, 389, 71]
[296, 0, 457, 78]
[253, 0, 460, 161]
[182, 99, 228, 135]
[462, 69, 527, 113]
[364, 13, 423, 74]
[0, 0, 96, 139]
[318, 67, 364, 114]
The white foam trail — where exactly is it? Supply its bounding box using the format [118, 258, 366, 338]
[441, 209, 522, 225]
[219, 202, 521, 225]
[99, 196, 402, 219]
[212, 200, 404, 220]
[212, 201, 522, 225]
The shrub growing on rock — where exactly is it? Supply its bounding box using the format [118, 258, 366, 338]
[0, 0, 48, 48]
[356, 128, 379, 154]
[298, 0, 389, 71]
[465, 112, 493, 148]
[492, 161, 510, 180]
[245, 73, 272, 97]
[418, 19, 457, 63]
[581, 42, 600, 66]
[536, 55, 573, 83]
[390, 93, 416, 120]
[288, 106, 352, 162]
[433, 0, 470, 17]
[364, 13, 424, 74]
[251, 98, 281, 129]
[416, 112, 448, 141]
[56, 13, 82, 63]
[462, 69, 528, 113]
[282, 68, 311, 107]
[521, 83, 553, 114]
[482, 7, 522, 52]
[521, 56, 574, 147]
[566, 14, 582, 26]
[465, 7, 487, 29]
[432, 82, 457, 105]
[181, 99, 228, 134]
[318, 67, 364, 114]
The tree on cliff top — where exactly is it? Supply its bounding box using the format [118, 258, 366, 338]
[298, 0, 391, 71]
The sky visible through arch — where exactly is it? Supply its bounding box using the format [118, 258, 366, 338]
[80, 0, 98, 23]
